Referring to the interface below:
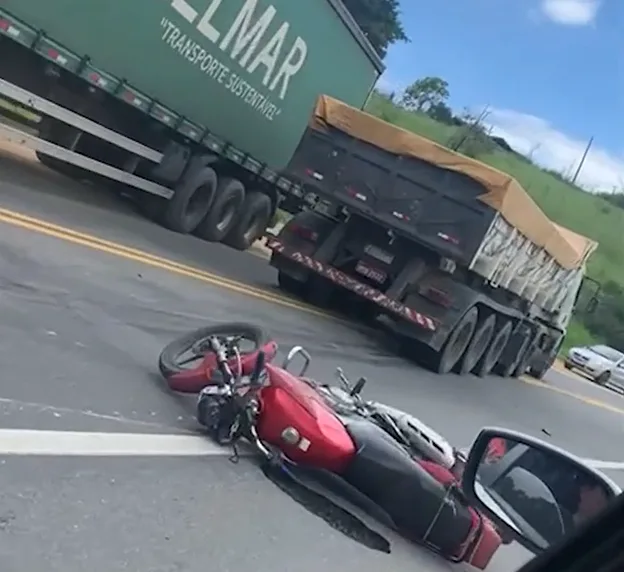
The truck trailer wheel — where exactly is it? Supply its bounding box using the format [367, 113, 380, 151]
[473, 319, 512, 377]
[511, 337, 538, 378]
[222, 191, 272, 250]
[454, 313, 496, 375]
[494, 330, 532, 378]
[434, 307, 479, 375]
[277, 271, 304, 295]
[194, 177, 245, 242]
[162, 166, 218, 233]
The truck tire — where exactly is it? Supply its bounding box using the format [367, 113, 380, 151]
[512, 337, 538, 378]
[434, 307, 479, 375]
[162, 166, 218, 233]
[473, 319, 512, 377]
[528, 363, 550, 380]
[495, 331, 532, 378]
[222, 191, 272, 250]
[454, 313, 496, 375]
[305, 275, 335, 307]
[194, 177, 245, 242]
[277, 271, 304, 295]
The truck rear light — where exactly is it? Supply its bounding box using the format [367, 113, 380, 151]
[305, 168, 323, 181]
[392, 211, 410, 222]
[87, 72, 108, 88]
[0, 19, 9, 31]
[290, 224, 318, 242]
[422, 287, 452, 308]
[346, 187, 367, 201]
[437, 232, 460, 245]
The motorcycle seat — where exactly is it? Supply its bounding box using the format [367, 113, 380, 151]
[342, 418, 474, 554]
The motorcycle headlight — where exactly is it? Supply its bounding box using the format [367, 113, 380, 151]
[281, 426, 300, 445]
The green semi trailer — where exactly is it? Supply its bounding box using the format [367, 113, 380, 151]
[0, 0, 382, 248]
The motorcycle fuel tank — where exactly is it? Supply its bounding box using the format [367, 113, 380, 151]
[256, 364, 356, 473]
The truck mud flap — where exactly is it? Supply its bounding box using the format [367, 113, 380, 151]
[266, 239, 437, 331]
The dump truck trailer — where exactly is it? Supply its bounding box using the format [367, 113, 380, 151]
[270, 95, 599, 378]
[0, 0, 382, 248]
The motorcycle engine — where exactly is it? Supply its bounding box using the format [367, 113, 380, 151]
[370, 402, 456, 469]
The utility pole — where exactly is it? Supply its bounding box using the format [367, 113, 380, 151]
[449, 105, 490, 151]
[571, 136, 594, 185]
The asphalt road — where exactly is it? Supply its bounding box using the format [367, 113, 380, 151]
[1, 150, 624, 572]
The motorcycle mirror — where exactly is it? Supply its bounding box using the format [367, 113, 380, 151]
[350, 377, 366, 397]
[282, 346, 311, 376]
[461, 427, 620, 554]
[335, 367, 350, 390]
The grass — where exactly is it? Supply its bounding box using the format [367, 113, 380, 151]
[364, 93, 624, 288]
[560, 321, 599, 355]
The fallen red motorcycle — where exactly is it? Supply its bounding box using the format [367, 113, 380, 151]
[158, 322, 502, 567]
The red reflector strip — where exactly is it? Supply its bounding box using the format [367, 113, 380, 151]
[87, 72, 108, 88]
[46, 48, 68, 65]
[122, 91, 142, 106]
[267, 239, 436, 331]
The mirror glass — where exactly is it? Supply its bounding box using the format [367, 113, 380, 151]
[474, 436, 613, 550]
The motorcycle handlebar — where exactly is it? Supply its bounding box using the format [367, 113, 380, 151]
[250, 351, 266, 386]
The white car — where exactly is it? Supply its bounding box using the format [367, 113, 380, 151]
[565, 344, 624, 386]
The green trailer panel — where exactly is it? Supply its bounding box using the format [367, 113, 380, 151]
[2, 0, 381, 170]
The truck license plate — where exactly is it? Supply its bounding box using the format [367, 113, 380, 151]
[364, 244, 394, 264]
[355, 261, 387, 284]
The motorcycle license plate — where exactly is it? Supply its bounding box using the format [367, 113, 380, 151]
[355, 261, 386, 284]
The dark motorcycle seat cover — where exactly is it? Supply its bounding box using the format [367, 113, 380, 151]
[342, 418, 474, 554]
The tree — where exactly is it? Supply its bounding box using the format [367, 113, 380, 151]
[342, 0, 409, 58]
[427, 101, 454, 125]
[401, 77, 450, 112]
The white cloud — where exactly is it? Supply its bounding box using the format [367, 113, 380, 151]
[376, 74, 405, 94]
[540, 0, 601, 25]
[484, 108, 624, 192]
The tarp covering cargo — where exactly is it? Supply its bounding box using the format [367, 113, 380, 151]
[311, 95, 597, 270]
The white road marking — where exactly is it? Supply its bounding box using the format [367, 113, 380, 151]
[1, 429, 623, 475]
[0, 397, 186, 430]
[0, 429, 249, 457]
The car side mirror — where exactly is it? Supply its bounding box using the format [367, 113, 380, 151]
[461, 427, 620, 554]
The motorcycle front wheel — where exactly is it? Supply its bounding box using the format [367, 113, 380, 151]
[158, 322, 273, 391]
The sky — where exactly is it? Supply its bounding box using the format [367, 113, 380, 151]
[378, 0, 624, 192]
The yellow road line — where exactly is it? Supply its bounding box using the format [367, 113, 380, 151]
[521, 377, 624, 415]
[0, 208, 343, 322]
[0, 206, 622, 415]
